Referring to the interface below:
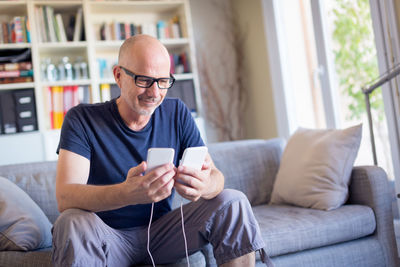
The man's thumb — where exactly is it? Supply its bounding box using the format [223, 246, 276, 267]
[130, 161, 146, 177]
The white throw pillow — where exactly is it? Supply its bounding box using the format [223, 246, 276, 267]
[270, 124, 362, 210]
[0, 177, 52, 251]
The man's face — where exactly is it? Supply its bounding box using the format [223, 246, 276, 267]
[119, 65, 169, 117]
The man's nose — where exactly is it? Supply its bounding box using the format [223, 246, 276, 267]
[146, 82, 161, 98]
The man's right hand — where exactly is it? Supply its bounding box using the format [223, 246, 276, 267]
[122, 161, 175, 204]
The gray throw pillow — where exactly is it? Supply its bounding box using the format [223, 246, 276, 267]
[0, 177, 52, 251]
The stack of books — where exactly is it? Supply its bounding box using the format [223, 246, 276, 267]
[44, 85, 90, 129]
[34, 6, 84, 43]
[0, 61, 33, 84]
[0, 16, 31, 44]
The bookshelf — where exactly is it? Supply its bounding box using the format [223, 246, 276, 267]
[0, 0, 203, 165]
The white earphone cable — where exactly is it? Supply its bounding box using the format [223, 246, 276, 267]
[147, 200, 190, 267]
[180, 201, 190, 267]
[147, 202, 156, 267]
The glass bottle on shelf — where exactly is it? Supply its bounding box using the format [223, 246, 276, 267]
[45, 58, 57, 82]
[74, 58, 82, 80]
[58, 59, 66, 81]
[80, 60, 88, 79]
[63, 56, 73, 81]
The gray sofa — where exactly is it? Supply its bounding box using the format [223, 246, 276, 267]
[0, 138, 399, 267]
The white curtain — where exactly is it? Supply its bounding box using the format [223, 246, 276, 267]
[369, 0, 400, 204]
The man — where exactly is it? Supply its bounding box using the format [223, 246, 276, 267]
[52, 34, 269, 267]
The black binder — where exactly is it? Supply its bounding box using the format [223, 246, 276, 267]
[0, 91, 17, 134]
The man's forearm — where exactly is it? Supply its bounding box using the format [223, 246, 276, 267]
[203, 169, 225, 200]
[57, 183, 127, 213]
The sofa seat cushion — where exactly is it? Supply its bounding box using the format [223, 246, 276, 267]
[253, 204, 376, 257]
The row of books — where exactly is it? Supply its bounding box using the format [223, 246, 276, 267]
[170, 52, 190, 74]
[0, 17, 31, 44]
[0, 89, 37, 135]
[43, 85, 90, 129]
[97, 17, 182, 41]
[35, 6, 84, 43]
[0, 61, 34, 84]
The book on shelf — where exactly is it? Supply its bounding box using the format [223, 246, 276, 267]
[36, 6, 82, 43]
[73, 8, 83, 42]
[0, 69, 33, 78]
[170, 52, 190, 74]
[0, 62, 32, 71]
[55, 14, 67, 42]
[100, 83, 111, 102]
[52, 86, 63, 129]
[100, 83, 120, 102]
[0, 16, 30, 44]
[45, 85, 90, 130]
[0, 77, 33, 84]
[96, 17, 182, 41]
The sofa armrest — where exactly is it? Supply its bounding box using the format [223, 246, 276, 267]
[348, 166, 399, 267]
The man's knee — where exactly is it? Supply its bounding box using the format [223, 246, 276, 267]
[53, 208, 97, 234]
[211, 189, 249, 207]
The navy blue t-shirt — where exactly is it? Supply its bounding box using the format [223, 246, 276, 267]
[57, 97, 204, 229]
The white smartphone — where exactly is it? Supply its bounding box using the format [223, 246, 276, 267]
[180, 146, 208, 170]
[145, 148, 175, 174]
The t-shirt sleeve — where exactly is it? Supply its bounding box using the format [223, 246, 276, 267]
[57, 107, 92, 159]
[178, 99, 205, 149]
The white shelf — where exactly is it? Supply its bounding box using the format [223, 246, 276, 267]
[0, 82, 35, 90]
[0, 1, 28, 15]
[174, 73, 193, 80]
[89, 1, 184, 14]
[0, 43, 32, 49]
[99, 78, 116, 84]
[38, 42, 88, 53]
[41, 79, 91, 87]
[94, 38, 189, 50]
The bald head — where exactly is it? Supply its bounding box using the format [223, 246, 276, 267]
[118, 35, 171, 76]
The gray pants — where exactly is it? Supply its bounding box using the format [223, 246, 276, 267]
[52, 189, 267, 266]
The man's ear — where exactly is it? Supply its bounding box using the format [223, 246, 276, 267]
[113, 65, 121, 86]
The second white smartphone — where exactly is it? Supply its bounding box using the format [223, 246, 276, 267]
[180, 146, 208, 170]
[145, 148, 175, 174]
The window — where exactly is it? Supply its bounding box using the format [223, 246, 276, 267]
[262, 0, 397, 179]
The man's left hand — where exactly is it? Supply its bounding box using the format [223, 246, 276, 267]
[173, 155, 214, 201]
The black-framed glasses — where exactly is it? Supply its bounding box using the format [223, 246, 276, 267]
[119, 66, 175, 89]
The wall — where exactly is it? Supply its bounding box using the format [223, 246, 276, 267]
[231, 0, 277, 140]
[189, 0, 278, 142]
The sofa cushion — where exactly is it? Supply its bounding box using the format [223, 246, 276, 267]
[0, 249, 206, 267]
[253, 204, 376, 257]
[209, 139, 283, 206]
[0, 161, 59, 223]
[270, 125, 362, 210]
[0, 177, 53, 251]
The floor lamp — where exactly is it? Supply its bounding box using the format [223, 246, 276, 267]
[362, 64, 400, 166]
